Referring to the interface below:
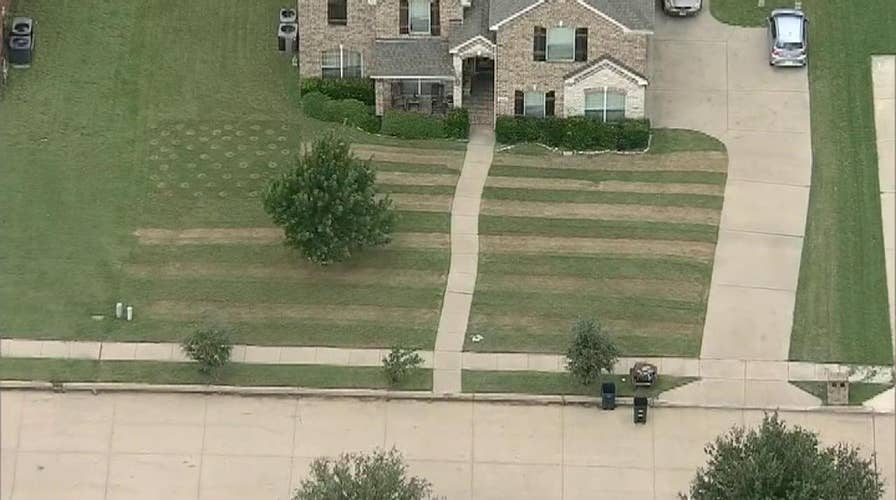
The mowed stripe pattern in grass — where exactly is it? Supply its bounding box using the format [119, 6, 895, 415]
[468, 148, 726, 356]
[120, 151, 460, 349]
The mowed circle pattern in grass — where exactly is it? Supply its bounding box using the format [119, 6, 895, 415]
[121, 135, 465, 349]
[467, 147, 728, 357]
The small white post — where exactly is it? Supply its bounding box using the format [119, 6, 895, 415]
[126, 306, 134, 322]
[115, 302, 124, 319]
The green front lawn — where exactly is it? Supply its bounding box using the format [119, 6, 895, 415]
[0, 358, 432, 390]
[712, 0, 896, 365]
[462, 370, 695, 397]
[0, 0, 460, 351]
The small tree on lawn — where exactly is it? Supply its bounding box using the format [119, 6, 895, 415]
[565, 318, 619, 386]
[181, 327, 233, 377]
[294, 448, 435, 500]
[685, 413, 883, 500]
[382, 347, 423, 387]
[263, 134, 395, 265]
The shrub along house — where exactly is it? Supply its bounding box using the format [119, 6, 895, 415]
[297, 0, 653, 127]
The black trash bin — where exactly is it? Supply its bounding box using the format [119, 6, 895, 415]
[633, 396, 648, 424]
[600, 382, 617, 410]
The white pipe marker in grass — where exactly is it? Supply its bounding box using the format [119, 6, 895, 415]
[126, 306, 134, 322]
[115, 302, 123, 319]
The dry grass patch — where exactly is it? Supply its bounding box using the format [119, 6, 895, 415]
[123, 263, 445, 287]
[389, 193, 453, 212]
[378, 172, 459, 187]
[470, 313, 701, 338]
[477, 274, 706, 302]
[146, 300, 438, 325]
[479, 235, 716, 261]
[480, 199, 720, 225]
[351, 144, 464, 170]
[486, 176, 724, 196]
[134, 228, 449, 248]
[493, 151, 727, 173]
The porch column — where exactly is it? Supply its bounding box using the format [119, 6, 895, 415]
[453, 54, 463, 109]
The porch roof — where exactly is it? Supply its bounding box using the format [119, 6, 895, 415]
[369, 39, 455, 79]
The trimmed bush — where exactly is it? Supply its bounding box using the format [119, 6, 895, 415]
[300, 77, 375, 106]
[495, 115, 651, 151]
[444, 108, 470, 139]
[380, 110, 446, 139]
[301, 92, 380, 133]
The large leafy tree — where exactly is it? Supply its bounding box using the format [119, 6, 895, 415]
[687, 413, 883, 500]
[294, 448, 434, 500]
[264, 134, 395, 264]
[565, 318, 619, 385]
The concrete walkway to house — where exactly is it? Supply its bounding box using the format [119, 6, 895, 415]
[1, 390, 892, 500]
[646, 6, 815, 406]
[868, 55, 896, 412]
[432, 126, 495, 394]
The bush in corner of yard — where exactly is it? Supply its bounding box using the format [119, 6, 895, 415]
[565, 318, 620, 386]
[300, 77, 375, 106]
[301, 91, 379, 133]
[181, 327, 233, 375]
[382, 347, 423, 386]
[380, 110, 446, 139]
[444, 108, 470, 139]
[616, 119, 651, 151]
[495, 116, 538, 144]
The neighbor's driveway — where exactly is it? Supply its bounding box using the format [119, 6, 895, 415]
[1, 390, 893, 500]
[647, 11, 812, 363]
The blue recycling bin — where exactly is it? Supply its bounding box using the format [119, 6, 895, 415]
[601, 382, 617, 410]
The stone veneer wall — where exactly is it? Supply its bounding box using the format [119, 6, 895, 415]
[564, 66, 646, 119]
[493, 0, 648, 118]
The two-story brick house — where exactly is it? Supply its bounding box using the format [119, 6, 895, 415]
[297, 0, 653, 126]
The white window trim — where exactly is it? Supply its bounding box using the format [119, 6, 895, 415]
[585, 86, 625, 122]
[409, 0, 432, 35]
[323, 45, 363, 78]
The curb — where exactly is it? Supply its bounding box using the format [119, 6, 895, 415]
[2, 381, 892, 414]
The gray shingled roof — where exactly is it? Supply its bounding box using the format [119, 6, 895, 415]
[449, 0, 495, 49]
[488, 0, 654, 32]
[369, 39, 454, 78]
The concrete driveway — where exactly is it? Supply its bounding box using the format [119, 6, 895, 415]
[647, 10, 812, 364]
[1, 390, 893, 500]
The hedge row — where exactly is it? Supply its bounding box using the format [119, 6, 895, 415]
[380, 108, 469, 140]
[495, 116, 651, 151]
[301, 92, 380, 133]
[300, 77, 375, 106]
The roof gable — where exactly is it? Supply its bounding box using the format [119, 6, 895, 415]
[564, 55, 648, 86]
[488, 0, 653, 32]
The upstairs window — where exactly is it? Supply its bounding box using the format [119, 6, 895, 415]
[409, 0, 431, 34]
[400, 0, 439, 35]
[535, 26, 588, 62]
[328, 0, 347, 25]
[546, 27, 574, 61]
[585, 88, 626, 122]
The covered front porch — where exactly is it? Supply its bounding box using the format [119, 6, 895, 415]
[373, 77, 455, 116]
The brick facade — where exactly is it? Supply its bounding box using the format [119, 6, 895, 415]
[564, 63, 646, 119]
[493, 0, 648, 118]
[297, 0, 462, 79]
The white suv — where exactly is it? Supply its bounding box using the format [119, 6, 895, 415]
[768, 9, 809, 67]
